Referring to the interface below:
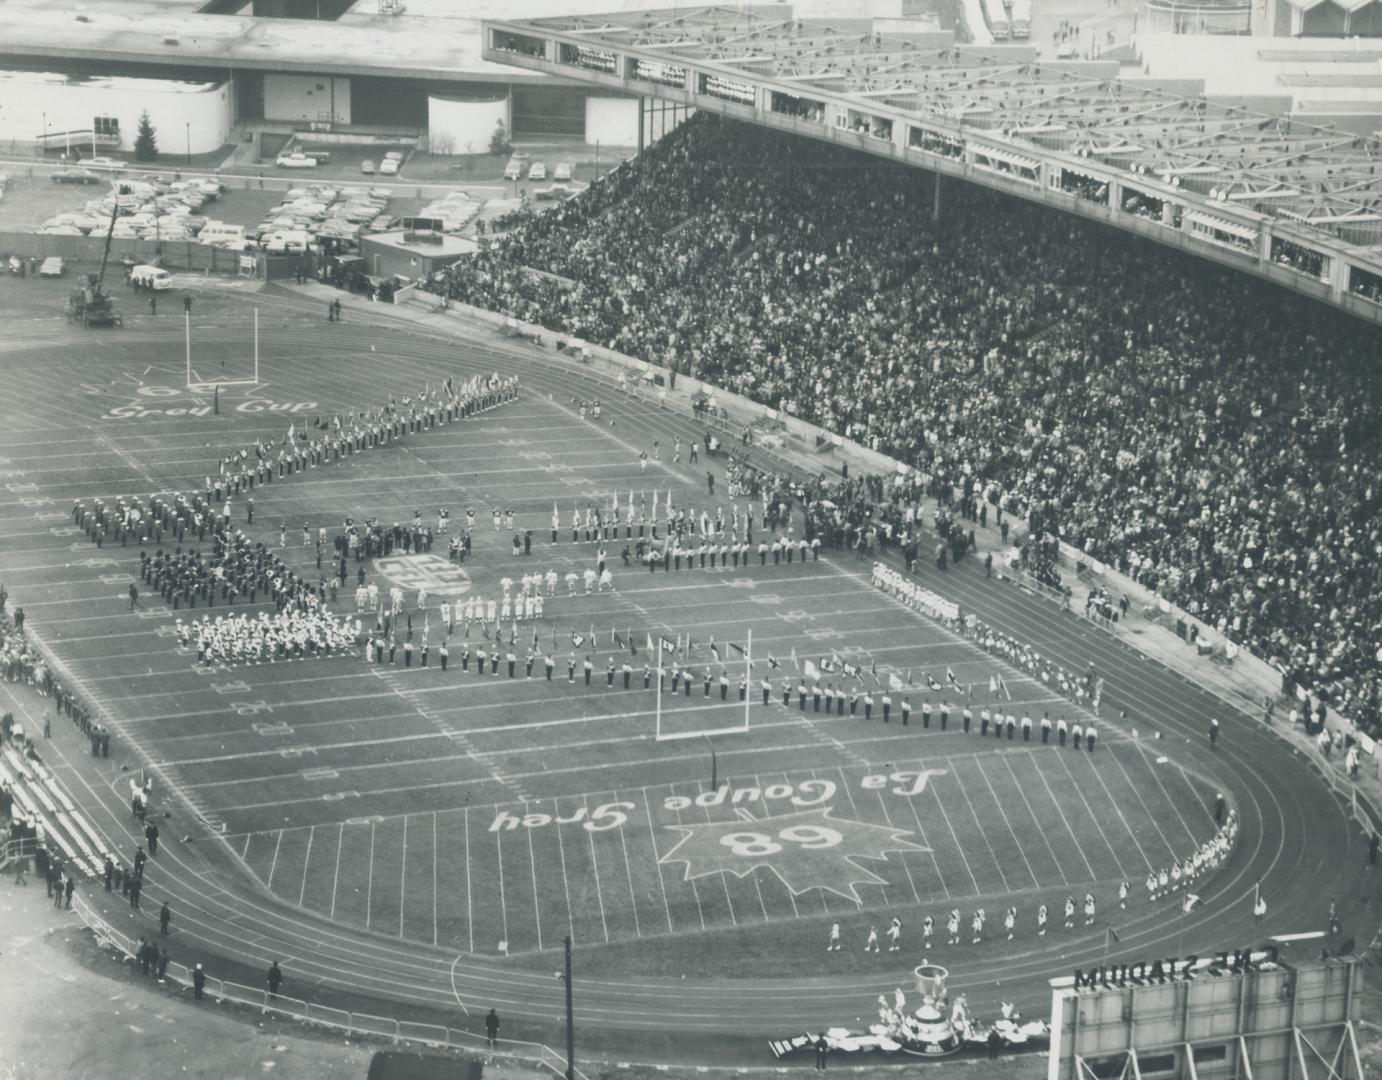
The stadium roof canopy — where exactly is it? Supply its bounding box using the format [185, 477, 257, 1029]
[490, 5, 1382, 245]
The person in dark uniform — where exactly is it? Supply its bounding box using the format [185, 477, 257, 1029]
[1209, 718, 1219, 749]
[267, 960, 283, 997]
[439, 642, 449, 671]
[193, 964, 206, 1000]
[485, 1007, 500, 1053]
[160, 901, 172, 935]
[815, 1033, 828, 1071]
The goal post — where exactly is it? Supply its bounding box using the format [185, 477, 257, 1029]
[185, 307, 262, 392]
[654, 629, 752, 741]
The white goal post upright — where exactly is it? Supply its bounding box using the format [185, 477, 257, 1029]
[186, 307, 261, 392]
[654, 628, 752, 742]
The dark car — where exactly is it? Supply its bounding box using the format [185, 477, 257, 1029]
[51, 168, 101, 185]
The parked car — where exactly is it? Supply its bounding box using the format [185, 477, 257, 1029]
[503, 159, 523, 181]
[382, 151, 403, 162]
[130, 265, 173, 290]
[276, 152, 318, 169]
[361, 160, 376, 175]
[528, 161, 547, 181]
[379, 158, 400, 176]
[38, 256, 65, 277]
[553, 162, 574, 181]
[83, 156, 126, 171]
[51, 168, 101, 184]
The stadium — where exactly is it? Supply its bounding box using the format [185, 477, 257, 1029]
[0, 4, 1380, 1080]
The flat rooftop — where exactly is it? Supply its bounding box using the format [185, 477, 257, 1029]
[0, 68, 223, 92]
[0, 0, 554, 83]
[486, 6, 1382, 241]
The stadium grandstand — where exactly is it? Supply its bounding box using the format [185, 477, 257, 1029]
[484, 5, 1382, 318]
[428, 110, 1382, 740]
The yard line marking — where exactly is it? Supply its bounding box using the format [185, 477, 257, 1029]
[762, 772, 800, 921]
[642, 798, 675, 934]
[431, 812, 438, 948]
[615, 801, 643, 939]
[946, 756, 1012, 893]
[366, 822, 376, 930]
[267, 829, 284, 891]
[585, 796, 612, 943]
[1000, 755, 1072, 888]
[893, 764, 950, 900]
[834, 766, 886, 909]
[696, 784, 738, 929]
[329, 822, 344, 920]
[1027, 756, 1101, 882]
[495, 828, 510, 952]
[241, 833, 252, 860]
[973, 755, 1041, 890]
[868, 776, 923, 907]
[926, 769, 982, 896]
[667, 784, 706, 931]
[1049, 751, 1128, 877]
[400, 815, 409, 940]
[1104, 746, 1182, 864]
[1071, 750, 1155, 874]
[1177, 764, 1218, 826]
[526, 819, 544, 953]
[464, 807, 474, 955]
[553, 796, 577, 943]
[298, 826, 314, 907]
[1134, 744, 1204, 848]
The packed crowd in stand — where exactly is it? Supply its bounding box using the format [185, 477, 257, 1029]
[428, 114, 1382, 735]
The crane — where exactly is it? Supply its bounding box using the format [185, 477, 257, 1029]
[67, 186, 124, 327]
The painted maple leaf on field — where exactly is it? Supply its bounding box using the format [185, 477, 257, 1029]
[659, 807, 929, 904]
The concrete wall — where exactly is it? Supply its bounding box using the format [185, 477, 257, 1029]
[585, 96, 639, 147]
[264, 74, 351, 125]
[427, 93, 510, 156]
[0, 72, 232, 155]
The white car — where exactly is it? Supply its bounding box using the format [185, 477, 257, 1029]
[83, 156, 126, 171]
[368, 187, 393, 199]
[276, 152, 318, 169]
[553, 162, 573, 181]
[379, 158, 400, 175]
[528, 161, 547, 181]
[39, 256, 65, 276]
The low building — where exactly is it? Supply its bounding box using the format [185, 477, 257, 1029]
[359, 230, 476, 282]
[0, 69, 232, 156]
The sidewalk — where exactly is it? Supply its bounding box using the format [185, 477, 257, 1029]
[0, 876, 372, 1080]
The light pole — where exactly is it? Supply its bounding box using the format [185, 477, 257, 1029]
[186, 122, 191, 166]
[563, 935, 575, 1080]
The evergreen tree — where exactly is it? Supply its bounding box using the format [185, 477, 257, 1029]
[488, 119, 511, 158]
[134, 111, 158, 162]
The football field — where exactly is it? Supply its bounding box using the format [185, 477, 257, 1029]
[1, 283, 1224, 981]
